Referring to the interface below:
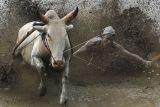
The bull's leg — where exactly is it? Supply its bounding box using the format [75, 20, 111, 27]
[60, 60, 70, 106]
[32, 56, 47, 96]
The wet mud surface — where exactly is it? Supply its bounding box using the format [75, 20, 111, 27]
[0, 85, 159, 107]
[0, 57, 159, 107]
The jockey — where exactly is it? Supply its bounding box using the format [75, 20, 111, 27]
[73, 26, 158, 68]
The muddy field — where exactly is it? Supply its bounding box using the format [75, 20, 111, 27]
[1, 0, 160, 107]
[0, 59, 160, 107]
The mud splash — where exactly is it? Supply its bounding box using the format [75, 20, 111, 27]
[0, 0, 160, 107]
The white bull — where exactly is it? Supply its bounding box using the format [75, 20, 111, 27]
[14, 7, 78, 106]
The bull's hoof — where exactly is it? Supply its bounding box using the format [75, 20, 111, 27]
[38, 85, 47, 97]
[60, 96, 68, 107]
[61, 100, 68, 107]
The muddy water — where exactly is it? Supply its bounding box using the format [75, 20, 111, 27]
[1, 0, 160, 107]
[0, 69, 160, 107]
[1, 57, 160, 107]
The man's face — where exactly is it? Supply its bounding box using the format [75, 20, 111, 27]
[101, 34, 111, 46]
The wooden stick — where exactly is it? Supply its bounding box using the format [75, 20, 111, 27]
[12, 28, 35, 56]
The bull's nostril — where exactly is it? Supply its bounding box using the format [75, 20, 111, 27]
[58, 61, 63, 65]
[54, 61, 57, 65]
[55, 60, 63, 66]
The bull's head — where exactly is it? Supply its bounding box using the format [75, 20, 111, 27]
[33, 7, 78, 68]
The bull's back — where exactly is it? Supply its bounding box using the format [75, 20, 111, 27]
[16, 22, 40, 64]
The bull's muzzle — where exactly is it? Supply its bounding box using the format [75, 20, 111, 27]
[55, 60, 63, 66]
[51, 58, 65, 69]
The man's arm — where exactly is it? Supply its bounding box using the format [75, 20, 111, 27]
[73, 36, 102, 55]
[113, 42, 152, 67]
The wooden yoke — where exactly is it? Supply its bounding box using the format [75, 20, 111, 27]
[12, 21, 45, 57]
[12, 28, 35, 57]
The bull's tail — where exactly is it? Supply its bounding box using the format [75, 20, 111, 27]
[151, 54, 160, 62]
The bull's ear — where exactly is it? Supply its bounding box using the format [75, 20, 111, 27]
[33, 25, 47, 32]
[62, 7, 79, 25]
[66, 24, 74, 31]
[33, 21, 45, 26]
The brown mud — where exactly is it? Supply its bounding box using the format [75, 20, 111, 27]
[0, 57, 160, 107]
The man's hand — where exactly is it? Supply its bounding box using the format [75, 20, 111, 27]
[145, 60, 159, 69]
[145, 61, 152, 68]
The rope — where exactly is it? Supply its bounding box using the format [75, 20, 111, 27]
[64, 39, 89, 53]
[41, 33, 56, 63]
[0, 52, 10, 56]
[64, 35, 102, 53]
[73, 55, 106, 72]
[0, 39, 106, 72]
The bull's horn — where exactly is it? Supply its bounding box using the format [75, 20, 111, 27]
[62, 7, 79, 25]
[37, 11, 49, 24]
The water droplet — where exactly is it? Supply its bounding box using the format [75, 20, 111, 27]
[147, 77, 151, 80]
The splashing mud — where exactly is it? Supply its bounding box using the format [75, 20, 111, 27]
[0, 0, 160, 107]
